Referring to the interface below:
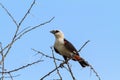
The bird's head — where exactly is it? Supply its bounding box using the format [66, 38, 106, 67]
[50, 30, 64, 39]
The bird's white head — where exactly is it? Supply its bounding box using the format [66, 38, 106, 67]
[50, 30, 64, 39]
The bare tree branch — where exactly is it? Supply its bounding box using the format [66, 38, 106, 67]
[0, 3, 18, 26]
[89, 64, 101, 80]
[4, 0, 36, 59]
[78, 40, 90, 53]
[15, 17, 55, 41]
[0, 0, 55, 80]
[1, 74, 20, 80]
[66, 64, 76, 80]
[0, 17, 54, 55]
[32, 48, 63, 62]
[18, 0, 36, 26]
[0, 59, 43, 74]
[0, 43, 5, 80]
[8, 73, 14, 80]
[40, 58, 71, 80]
[51, 47, 62, 80]
[0, 0, 37, 65]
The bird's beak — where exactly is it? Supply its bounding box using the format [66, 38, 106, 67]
[50, 30, 56, 34]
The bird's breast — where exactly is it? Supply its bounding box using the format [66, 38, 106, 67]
[54, 39, 72, 57]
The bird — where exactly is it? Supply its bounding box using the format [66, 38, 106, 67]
[50, 30, 89, 67]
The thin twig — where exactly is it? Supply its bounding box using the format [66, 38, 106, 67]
[0, 3, 18, 26]
[0, 17, 54, 54]
[17, 26, 30, 36]
[40, 58, 71, 80]
[2, 74, 20, 79]
[0, 43, 2, 59]
[0, 59, 43, 74]
[89, 64, 101, 80]
[78, 40, 90, 53]
[15, 17, 55, 41]
[66, 64, 76, 80]
[4, 24, 19, 60]
[78, 40, 101, 80]
[18, 0, 36, 26]
[0, 43, 5, 80]
[51, 47, 62, 80]
[4, 0, 36, 59]
[32, 48, 63, 62]
[8, 73, 14, 80]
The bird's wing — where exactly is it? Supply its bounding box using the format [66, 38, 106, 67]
[64, 39, 79, 55]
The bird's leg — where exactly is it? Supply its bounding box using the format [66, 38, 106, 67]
[60, 58, 69, 68]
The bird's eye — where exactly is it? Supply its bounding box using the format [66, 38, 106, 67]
[55, 30, 59, 33]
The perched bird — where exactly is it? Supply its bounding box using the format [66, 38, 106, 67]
[50, 30, 89, 67]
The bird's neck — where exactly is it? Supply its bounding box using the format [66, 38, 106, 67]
[55, 37, 64, 43]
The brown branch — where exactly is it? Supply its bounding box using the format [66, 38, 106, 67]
[78, 40, 101, 80]
[15, 17, 55, 41]
[0, 17, 54, 54]
[89, 64, 101, 80]
[4, 25, 19, 60]
[0, 43, 5, 80]
[0, 0, 55, 80]
[3, 0, 36, 58]
[8, 73, 14, 80]
[0, 0, 37, 65]
[32, 48, 63, 62]
[51, 47, 62, 80]
[0, 59, 43, 74]
[17, 26, 30, 36]
[66, 64, 76, 80]
[0, 42, 3, 64]
[40, 58, 70, 80]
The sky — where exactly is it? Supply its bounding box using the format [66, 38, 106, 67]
[0, 0, 120, 80]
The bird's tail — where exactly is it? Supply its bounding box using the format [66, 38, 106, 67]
[73, 55, 89, 67]
[78, 58, 89, 67]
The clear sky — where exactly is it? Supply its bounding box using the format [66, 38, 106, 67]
[0, 0, 120, 80]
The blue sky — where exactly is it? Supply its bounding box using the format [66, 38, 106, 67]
[0, 0, 120, 80]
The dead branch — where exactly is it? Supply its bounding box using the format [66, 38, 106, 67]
[4, 0, 36, 59]
[0, 3, 18, 26]
[18, 0, 36, 26]
[32, 48, 63, 62]
[78, 40, 101, 80]
[66, 64, 76, 80]
[0, 43, 5, 80]
[0, 17, 54, 55]
[51, 47, 62, 80]
[15, 17, 55, 41]
[78, 40, 90, 53]
[89, 64, 101, 80]
[0, 59, 43, 74]
[40, 58, 71, 80]
[0, 0, 55, 80]
[1, 74, 20, 80]
[7, 73, 14, 80]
